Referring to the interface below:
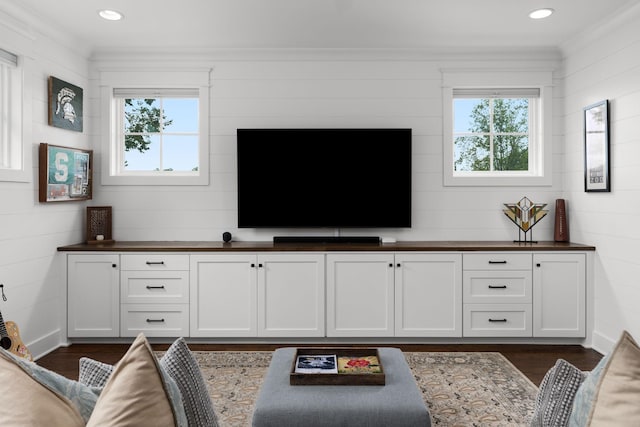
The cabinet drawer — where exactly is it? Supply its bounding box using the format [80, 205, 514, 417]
[121, 254, 189, 271]
[120, 304, 189, 337]
[463, 270, 532, 303]
[121, 271, 189, 304]
[463, 304, 532, 337]
[463, 253, 531, 271]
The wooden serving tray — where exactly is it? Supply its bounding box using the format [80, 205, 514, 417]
[289, 347, 385, 386]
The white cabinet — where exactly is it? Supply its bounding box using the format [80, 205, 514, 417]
[190, 254, 257, 337]
[67, 254, 120, 337]
[120, 254, 190, 337]
[190, 253, 325, 337]
[258, 253, 325, 337]
[327, 253, 395, 337]
[394, 253, 462, 337]
[327, 253, 462, 337]
[64, 245, 590, 341]
[463, 253, 533, 337]
[533, 253, 586, 337]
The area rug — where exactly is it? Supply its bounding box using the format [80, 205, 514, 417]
[185, 351, 538, 427]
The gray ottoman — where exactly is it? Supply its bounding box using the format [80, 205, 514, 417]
[252, 347, 431, 427]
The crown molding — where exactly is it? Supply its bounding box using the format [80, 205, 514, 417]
[90, 46, 562, 64]
[560, 1, 640, 56]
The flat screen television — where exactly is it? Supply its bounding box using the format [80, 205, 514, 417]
[237, 128, 412, 228]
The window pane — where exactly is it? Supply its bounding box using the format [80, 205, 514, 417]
[492, 98, 529, 133]
[493, 135, 529, 171]
[163, 135, 199, 171]
[454, 135, 489, 171]
[454, 98, 489, 133]
[124, 135, 160, 171]
[162, 98, 198, 133]
[124, 98, 162, 133]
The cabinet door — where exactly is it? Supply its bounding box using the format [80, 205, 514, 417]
[67, 254, 120, 337]
[395, 253, 462, 337]
[326, 253, 395, 337]
[257, 253, 325, 337]
[533, 253, 586, 337]
[190, 254, 257, 337]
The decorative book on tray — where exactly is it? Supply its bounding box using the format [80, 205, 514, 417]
[290, 348, 385, 385]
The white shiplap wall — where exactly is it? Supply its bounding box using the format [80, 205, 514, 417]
[561, 2, 640, 353]
[91, 51, 564, 245]
[0, 9, 90, 358]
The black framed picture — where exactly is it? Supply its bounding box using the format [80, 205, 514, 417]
[48, 76, 83, 132]
[583, 100, 610, 192]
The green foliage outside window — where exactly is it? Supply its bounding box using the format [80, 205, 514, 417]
[454, 98, 530, 172]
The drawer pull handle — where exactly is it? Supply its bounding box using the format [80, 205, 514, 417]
[146, 285, 165, 290]
[488, 318, 508, 323]
[488, 260, 507, 264]
[146, 318, 165, 323]
[146, 261, 165, 265]
[488, 285, 507, 289]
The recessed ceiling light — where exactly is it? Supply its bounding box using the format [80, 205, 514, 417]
[98, 9, 124, 21]
[529, 8, 554, 19]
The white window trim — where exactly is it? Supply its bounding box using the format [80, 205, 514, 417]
[442, 70, 553, 187]
[0, 47, 32, 183]
[100, 68, 211, 186]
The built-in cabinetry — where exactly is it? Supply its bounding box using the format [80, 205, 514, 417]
[120, 254, 190, 337]
[67, 254, 119, 337]
[533, 253, 586, 337]
[61, 241, 593, 342]
[462, 252, 586, 338]
[326, 253, 462, 337]
[190, 253, 324, 338]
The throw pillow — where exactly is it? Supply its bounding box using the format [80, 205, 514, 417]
[530, 358, 586, 427]
[80, 337, 218, 427]
[79, 356, 113, 387]
[567, 353, 608, 427]
[86, 333, 188, 427]
[568, 330, 640, 426]
[0, 348, 100, 426]
[589, 330, 640, 425]
[159, 337, 220, 427]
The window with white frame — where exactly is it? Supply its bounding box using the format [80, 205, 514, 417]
[114, 89, 200, 173]
[101, 69, 210, 185]
[442, 71, 552, 186]
[0, 47, 29, 182]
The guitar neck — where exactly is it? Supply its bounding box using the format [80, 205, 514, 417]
[0, 311, 8, 338]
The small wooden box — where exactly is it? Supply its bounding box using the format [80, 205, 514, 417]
[290, 347, 385, 386]
[86, 206, 115, 244]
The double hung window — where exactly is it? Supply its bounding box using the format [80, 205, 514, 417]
[0, 47, 29, 182]
[113, 89, 200, 174]
[442, 70, 552, 186]
[101, 68, 210, 185]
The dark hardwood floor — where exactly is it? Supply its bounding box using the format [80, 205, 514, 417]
[37, 342, 603, 386]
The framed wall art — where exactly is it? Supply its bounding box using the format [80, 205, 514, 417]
[48, 76, 83, 132]
[583, 100, 610, 192]
[39, 143, 92, 202]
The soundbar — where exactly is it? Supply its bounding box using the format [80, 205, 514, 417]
[273, 236, 380, 244]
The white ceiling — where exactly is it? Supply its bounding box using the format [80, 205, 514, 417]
[9, 0, 637, 53]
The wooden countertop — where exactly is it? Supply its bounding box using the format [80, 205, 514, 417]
[57, 240, 596, 252]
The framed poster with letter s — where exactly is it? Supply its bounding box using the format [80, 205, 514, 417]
[39, 143, 92, 202]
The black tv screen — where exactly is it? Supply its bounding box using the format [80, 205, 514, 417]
[237, 128, 412, 228]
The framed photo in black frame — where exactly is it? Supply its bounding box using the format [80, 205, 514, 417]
[583, 100, 610, 192]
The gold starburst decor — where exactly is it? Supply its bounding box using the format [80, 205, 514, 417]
[503, 197, 548, 243]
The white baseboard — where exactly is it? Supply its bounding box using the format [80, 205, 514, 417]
[29, 329, 66, 361]
[592, 330, 616, 355]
